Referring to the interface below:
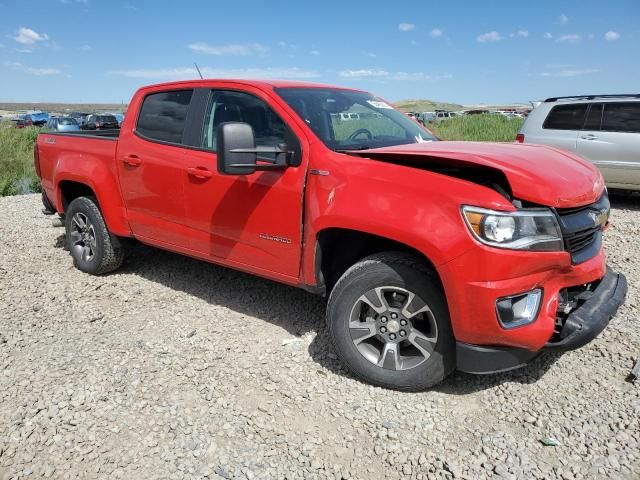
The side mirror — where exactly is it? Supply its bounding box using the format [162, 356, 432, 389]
[216, 122, 292, 176]
[216, 122, 258, 175]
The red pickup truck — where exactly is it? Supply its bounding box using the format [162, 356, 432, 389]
[35, 79, 627, 390]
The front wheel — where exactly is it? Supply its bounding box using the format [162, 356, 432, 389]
[64, 196, 124, 275]
[327, 253, 455, 391]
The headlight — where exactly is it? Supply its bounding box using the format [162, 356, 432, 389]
[462, 206, 563, 251]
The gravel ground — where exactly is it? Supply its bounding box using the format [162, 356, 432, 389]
[0, 193, 638, 480]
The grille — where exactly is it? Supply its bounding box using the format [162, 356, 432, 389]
[556, 193, 609, 263]
[564, 226, 600, 253]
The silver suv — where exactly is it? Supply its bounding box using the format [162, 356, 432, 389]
[517, 95, 640, 190]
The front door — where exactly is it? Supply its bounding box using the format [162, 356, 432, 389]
[182, 87, 307, 279]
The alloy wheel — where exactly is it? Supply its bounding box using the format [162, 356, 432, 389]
[69, 212, 97, 262]
[349, 286, 438, 371]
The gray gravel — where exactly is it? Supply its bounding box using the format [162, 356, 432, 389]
[0, 193, 638, 480]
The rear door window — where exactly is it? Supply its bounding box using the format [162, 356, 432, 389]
[601, 102, 640, 133]
[136, 90, 194, 144]
[583, 104, 603, 131]
[543, 104, 588, 130]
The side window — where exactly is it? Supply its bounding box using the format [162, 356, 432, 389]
[543, 104, 588, 130]
[583, 104, 603, 131]
[201, 90, 299, 162]
[136, 89, 194, 144]
[601, 103, 640, 133]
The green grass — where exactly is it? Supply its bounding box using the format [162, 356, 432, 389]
[0, 124, 41, 197]
[429, 114, 524, 142]
[394, 98, 463, 113]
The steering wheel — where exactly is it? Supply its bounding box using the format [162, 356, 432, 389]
[348, 128, 373, 141]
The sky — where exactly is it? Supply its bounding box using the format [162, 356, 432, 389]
[1, 0, 639, 105]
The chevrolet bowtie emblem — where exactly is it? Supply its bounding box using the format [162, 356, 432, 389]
[589, 209, 609, 228]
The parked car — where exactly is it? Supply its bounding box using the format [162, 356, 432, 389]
[417, 111, 435, 124]
[34, 79, 626, 391]
[112, 113, 125, 127]
[45, 116, 81, 132]
[69, 112, 91, 128]
[434, 110, 456, 122]
[517, 94, 640, 190]
[29, 111, 50, 126]
[83, 114, 120, 130]
[11, 114, 33, 128]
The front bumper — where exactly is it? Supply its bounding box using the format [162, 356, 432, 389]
[456, 267, 627, 374]
[544, 267, 627, 351]
[439, 243, 611, 351]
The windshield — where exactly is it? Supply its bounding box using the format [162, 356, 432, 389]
[276, 87, 436, 150]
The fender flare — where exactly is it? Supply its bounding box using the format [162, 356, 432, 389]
[55, 165, 131, 237]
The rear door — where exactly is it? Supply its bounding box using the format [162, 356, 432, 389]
[116, 89, 195, 247]
[181, 86, 308, 279]
[577, 102, 640, 186]
[536, 103, 588, 152]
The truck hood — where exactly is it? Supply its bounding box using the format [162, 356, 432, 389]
[356, 141, 604, 208]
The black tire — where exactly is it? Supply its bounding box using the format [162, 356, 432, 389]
[327, 252, 455, 391]
[64, 196, 124, 275]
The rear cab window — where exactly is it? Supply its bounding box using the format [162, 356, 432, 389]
[543, 104, 588, 130]
[136, 90, 194, 144]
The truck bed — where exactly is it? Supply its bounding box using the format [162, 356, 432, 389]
[36, 130, 120, 211]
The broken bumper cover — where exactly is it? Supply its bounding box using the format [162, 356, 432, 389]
[457, 267, 627, 374]
[544, 267, 627, 351]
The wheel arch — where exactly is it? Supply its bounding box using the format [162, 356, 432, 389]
[55, 176, 131, 237]
[315, 227, 444, 295]
[58, 180, 96, 212]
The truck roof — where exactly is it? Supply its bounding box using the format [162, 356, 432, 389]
[140, 78, 366, 93]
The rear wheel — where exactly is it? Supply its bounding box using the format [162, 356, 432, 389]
[327, 252, 455, 391]
[64, 196, 124, 275]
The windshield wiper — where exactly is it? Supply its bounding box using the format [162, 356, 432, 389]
[335, 145, 373, 152]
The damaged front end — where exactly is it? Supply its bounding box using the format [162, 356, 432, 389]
[546, 268, 627, 351]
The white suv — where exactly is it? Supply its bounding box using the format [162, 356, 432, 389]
[517, 95, 640, 190]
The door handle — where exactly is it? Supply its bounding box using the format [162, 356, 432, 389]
[187, 167, 213, 179]
[580, 134, 597, 140]
[123, 155, 142, 167]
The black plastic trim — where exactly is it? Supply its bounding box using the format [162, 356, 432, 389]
[554, 192, 609, 264]
[545, 267, 627, 351]
[40, 130, 119, 141]
[570, 233, 602, 265]
[182, 88, 210, 148]
[41, 191, 56, 214]
[456, 343, 539, 374]
[545, 94, 640, 102]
